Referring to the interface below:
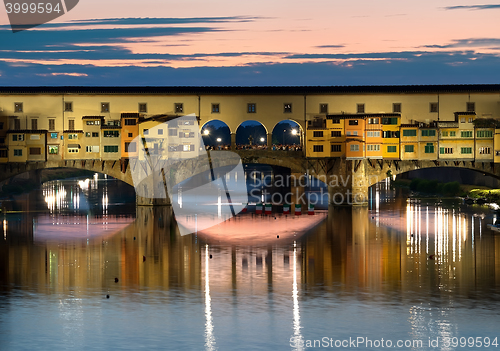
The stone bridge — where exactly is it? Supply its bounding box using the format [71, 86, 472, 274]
[1, 152, 499, 205]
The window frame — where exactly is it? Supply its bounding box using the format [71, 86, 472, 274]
[175, 103, 184, 113]
[247, 103, 256, 113]
[393, 103, 402, 113]
[138, 103, 147, 113]
[14, 102, 23, 113]
[356, 104, 365, 114]
[64, 102, 73, 112]
[284, 103, 292, 113]
[320, 104, 328, 114]
[429, 102, 438, 113]
[101, 102, 110, 113]
[211, 103, 220, 113]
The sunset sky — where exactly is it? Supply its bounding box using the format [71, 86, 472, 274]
[1, 0, 500, 85]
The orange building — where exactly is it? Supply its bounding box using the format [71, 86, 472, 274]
[121, 113, 141, 159]
[343, 115, 366, 159]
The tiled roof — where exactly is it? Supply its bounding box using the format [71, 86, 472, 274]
[327, 113, 400, 119]
[64, 130, 84, 133]
[82, 116, 105, 119]
[0, 85, 498, 95]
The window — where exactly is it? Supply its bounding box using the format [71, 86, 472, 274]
[393, 103, 401, 113]
[143, 129, 149, 135]
[477, 130, 493, 138]
[368, 118, 379, 124]
[30, 134, 40, 140]
[331, 131, 341, 137]
[460, 117, 466, 123]
[14, 102, 23, 113]
[461, 147, 472, 154]
[48, 146, 58, 154]
[387, 146, 397, 153]
[124, 119, 136, 126]
[49, 119, 55, 131]
[178, 120, 195, 126]
[28, 148, 40, 157]
[179, 131, 195, 138]
[14, 119, 20, 130]
[350, 144, 359, 152]
[0, 150, 6, 158]
[86, 120, 100, 125]
[139, 103, 147, 113]
[284, 103, 292, 113]
[14, 149, 22, 156]
[68, 147, 79, 153]
[158, 129, 164, 135]
[331, 144, 341, 152]
[421, 130, 436, 137]
[320, 104, 328, 113]
[67, 134, 78, 140]
[461, 131, 473, 138]
[402, 129, 417, 137]
[382, 117, 398, 125]
[466, 102, 475, 113]
[430, 102, 438, 113]
[441, 131, 448, 137]
[367, 144, 380, 151]
[101, 102, 110, 113]
[104, 130, 119, 138]
[440, 147, 453, 154]
[128, 133, 133, 138]
[12, 134, 24, 141]
[313, 131, 323, 137]
[331, 118, 340, 124]
[65, 102, 73, 112]
[31, 119, 37, 130]
[313, 145, 323, 152]
[85, 132, 91, 137]
[404, 145, 414, 153]
[479, 147, 491, 155]
[468, 117, 473, 123]
[168, 129, 177, 136]
[450, 131, 456, 137]
[104, 145, 119, 153]
[424, 143, 434, 153]
[175, 103, 183, 113]
[367, 131, 381, 137]
[92, 132, 99, 137]
[86, 145, 99, 153]
[348, 120, 358, 125]
[383, 131, 399, 138]
[0, 137, 4, 144]
[68, 120, 75, 130]
[125, 142, 137, 153]
[51, 133, 58, 139]
[212, 104, 220, 113]
[357, 104, 365, 113]
[247, 103, 256, 113]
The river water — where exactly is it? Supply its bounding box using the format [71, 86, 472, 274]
[1, 176, 500, 350]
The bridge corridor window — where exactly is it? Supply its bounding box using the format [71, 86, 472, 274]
[430, 102, 438, 113]
[64, 102, 73, 112]
[68, 120, 75, 130]
[467, 102, 475, 113]
[356, 104, 365, 113]
[284, 103, 292, 113]
[175, 103, 184, 113]
[247, 103, 256, 113]
[139, 103, 147, 113]
[14, 102, 23, 113]
[320, 104, 328, 113]
[211, 104, 220, 113]
[14, 119, 20, 130]
[393, 103, 402, 113]
[49, 119, 55, 131]
[31, 119, 37, 130]
[101, 102, 110, 113]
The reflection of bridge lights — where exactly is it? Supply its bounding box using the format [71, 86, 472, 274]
[3, 220, 6, 240]
[78, 178, 90, 190]
[204, 245, 216, 350]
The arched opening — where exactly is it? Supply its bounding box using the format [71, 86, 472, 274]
[235, 120, 267, 149]
[200, 120, 231, 150]
[271, 120, 302, 150]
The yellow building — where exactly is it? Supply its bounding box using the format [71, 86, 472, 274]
[63, 130, 83, 160]
[306, 117, 330, 158]
[121, 113, 141, 159]
[417, 122, 438, 161]
[400, 124, 419, 160]
[381, 114, 400, 159]
[82, 116, 103, 160]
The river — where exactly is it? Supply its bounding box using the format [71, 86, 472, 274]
[1, 175, 500, 350]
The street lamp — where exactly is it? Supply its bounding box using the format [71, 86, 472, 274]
[203, 129, 210, 135]
[292, 128, 301, 147]
[260, 137, 265, 143]
[216, 137, 222, 142]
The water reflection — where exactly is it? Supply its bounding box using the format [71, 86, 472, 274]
[1, 180, 500, 350]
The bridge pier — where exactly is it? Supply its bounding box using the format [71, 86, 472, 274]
[267, 133, 272, 148]
[231, 133, 236, 150]
[135, 173, 172, 206]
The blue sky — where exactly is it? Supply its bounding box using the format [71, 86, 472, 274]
[1, 1, 500, 85]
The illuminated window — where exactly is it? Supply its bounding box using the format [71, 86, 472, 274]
[175, 103, 183, 113]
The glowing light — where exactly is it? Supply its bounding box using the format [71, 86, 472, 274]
[260, 137, 265, 142]
[216, 138, 222, 142]
[203, 129, 210, 135]
[204, 245, 216, 351]
[292, 129, 298, 135]
[292, 245, 304, 350]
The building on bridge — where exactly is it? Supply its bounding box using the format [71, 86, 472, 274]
[0, 85, 500, 165]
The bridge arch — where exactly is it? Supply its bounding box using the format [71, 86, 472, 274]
[200, 120, 231, 148]
[235, 120, 268, 147]
[271, 120, 303, 147]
